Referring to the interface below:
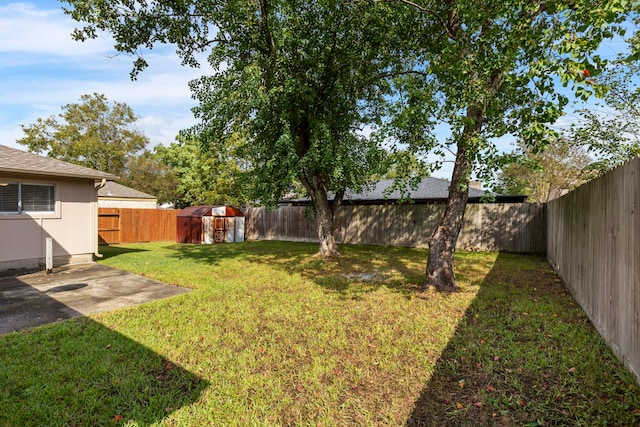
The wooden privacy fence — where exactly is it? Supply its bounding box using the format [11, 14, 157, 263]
[244, 203, 546, 252]
[547, 156, 640, 382]
[98, 208, 179, 245]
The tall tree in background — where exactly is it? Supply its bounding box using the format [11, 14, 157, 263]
[497, 139, 594, 203]
[383, 0, 630, 290]
[155, 134, 249, 208]
[64, 0, 395, 257]
[368, 149, 430, 181]
[119, 150, 180, 205]
[568, 68, 640, 173]
[499, 69, 640, 204]
[17, 93, 148, 177]
[504, 41, 640, 200]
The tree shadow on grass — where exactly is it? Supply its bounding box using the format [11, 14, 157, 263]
[166, 240, 312, 267]
[406, 252, 640, 426]
[0, 317, 208, 426]
[0, 263, 205, 425]
[99, 244, 150, 260]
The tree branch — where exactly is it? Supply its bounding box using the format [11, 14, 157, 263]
[378, 70, 431, 79]
[372, 0, 456, 39]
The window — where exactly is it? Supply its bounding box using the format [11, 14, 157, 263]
[0, 183, 19, 212]
[21, 184, 55, 212]
[0, 182, 56, 213]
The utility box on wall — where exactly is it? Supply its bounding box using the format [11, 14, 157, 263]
[176, 205, 245, 244]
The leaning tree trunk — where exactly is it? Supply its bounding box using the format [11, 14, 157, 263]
[425, 107, 483, 291]
[425, 145, 470, 291]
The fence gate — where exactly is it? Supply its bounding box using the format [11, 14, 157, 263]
[98, 208, 121, 245]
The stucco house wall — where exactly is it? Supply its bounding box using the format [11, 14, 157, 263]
[0, 145, 116, 272]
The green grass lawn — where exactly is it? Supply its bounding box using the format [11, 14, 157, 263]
[1, 241, 639, 426]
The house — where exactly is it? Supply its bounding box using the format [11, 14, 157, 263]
[98, 181, 157, 209]
[282, 177, 526, 206]
[0, 144, 117, 272]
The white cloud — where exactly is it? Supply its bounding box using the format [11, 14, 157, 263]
[0, 127, 26, 151]
[0, 2, 114, 56]
[0, 1, 217, 151]
[136, 113, 199, 147]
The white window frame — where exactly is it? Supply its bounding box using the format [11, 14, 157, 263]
[0, 181, 57, 215]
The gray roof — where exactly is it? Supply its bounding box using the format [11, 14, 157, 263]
[0, 144, 117, 180]
[342, 178, 486, 202]
[282, 177, 488, 205]
[98, 181, 156, 200]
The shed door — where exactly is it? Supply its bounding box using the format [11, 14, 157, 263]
[224, 218, 236, 243]
[203, 217, 214, 244]
[235, 217, 245, 242]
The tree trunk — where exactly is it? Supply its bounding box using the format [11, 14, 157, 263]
[314, 192, 340, 258]
[299, 174, 341, 258]
[425, 145, 470, 291]
[425, 107, 483, 291]
[294, 115, 341, 258]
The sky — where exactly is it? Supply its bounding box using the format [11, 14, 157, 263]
[0, 0, 473, 180]
[0, 0, 213, 154]
[0, 1, 634, 182]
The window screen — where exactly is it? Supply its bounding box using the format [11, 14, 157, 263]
[0, 183, 19, 213]
[21, 184, 55, 212]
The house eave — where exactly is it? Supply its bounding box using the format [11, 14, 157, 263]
[0, 167, 117, 181]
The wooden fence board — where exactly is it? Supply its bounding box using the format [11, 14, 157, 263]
[101, 204, 545, 253]
[547, 156, 640, 383]
[98, 208, 179, 245]
[244, 203, 546, 252]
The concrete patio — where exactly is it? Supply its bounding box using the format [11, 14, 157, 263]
[0, 263, 190, 334]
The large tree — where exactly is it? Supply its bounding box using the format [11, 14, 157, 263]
[119, 150, 180, 205]
[17, 93, 148, 177]
[63, 0, 395, 257]
[382, 0, 631, 290]
[154, 134, 249, 208]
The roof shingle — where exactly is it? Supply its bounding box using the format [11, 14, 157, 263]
[341, 178, 486, 202]
[98, 181, 156, 199]
[0, 144, 117, 180]
[283, 177, 489, 205]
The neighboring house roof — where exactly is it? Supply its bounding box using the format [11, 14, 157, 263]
[0, 144, 117, 180]
[98, 181, 156, 200]
[283, 178, 526, 205]
[343, 178, 486, 202]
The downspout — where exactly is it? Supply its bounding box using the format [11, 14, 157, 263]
[94, 179, 107, 258]
[96, 178, 107, 190]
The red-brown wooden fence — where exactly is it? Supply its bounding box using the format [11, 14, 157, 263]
[98, 208, 179, 245]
